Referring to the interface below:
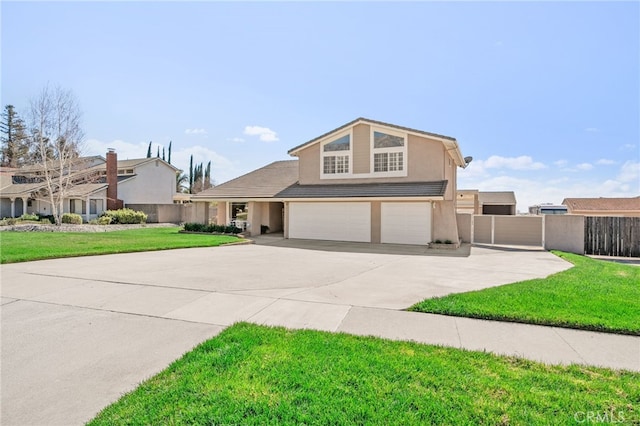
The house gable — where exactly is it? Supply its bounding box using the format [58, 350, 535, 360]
[290, 118, 464, 191]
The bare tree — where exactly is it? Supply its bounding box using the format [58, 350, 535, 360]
[29, 85, 85, 225]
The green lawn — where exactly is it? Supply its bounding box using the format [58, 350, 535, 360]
[410, 252, 640, 335]
[89, 323, 639, 425]
[0, 227, 242, 263]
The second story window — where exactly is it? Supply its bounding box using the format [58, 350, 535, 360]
[372, 131, 406, 174]
[322, 134, 350, 175]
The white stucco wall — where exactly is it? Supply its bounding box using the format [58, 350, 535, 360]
[118, 159, 176, 204]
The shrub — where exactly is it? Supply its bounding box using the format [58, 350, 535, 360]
[19, 213, 39, 221]
[61, 213, 83, 224]
[261, 225, 270, 234]
[183, 223, 242, 234]
[434, 239, 442, 244]
[100, 208, 147, 224]
[37, 214, 55, 224]
[97, 215, 112, 225]
[444, 239, 453, 244]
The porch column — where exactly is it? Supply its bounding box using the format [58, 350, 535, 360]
[10, 198, 15, 218]
[20, 197, 27, 215]
[85, 196, 90, 223]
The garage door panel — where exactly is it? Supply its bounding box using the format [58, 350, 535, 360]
[289, 202, 371, 242]
[381, 202, 431, 245]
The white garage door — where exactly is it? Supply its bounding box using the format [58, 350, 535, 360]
[289, 202, 371, 242]
[381, 202, 432, 245]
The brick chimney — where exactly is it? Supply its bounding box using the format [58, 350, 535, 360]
[106, 149, 118, 210]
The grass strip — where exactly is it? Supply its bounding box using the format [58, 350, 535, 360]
[0, 227, 241, 263]
[410, 252, 640, 335]
[89, 323, 639, 425]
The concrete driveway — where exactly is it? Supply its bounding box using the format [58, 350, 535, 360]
[0, 242, 577, 425]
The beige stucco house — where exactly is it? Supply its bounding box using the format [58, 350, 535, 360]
[0, 150, 178, 221]
[193, 118, 470, 245]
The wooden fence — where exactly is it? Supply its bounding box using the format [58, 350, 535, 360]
[584, 216, 640, 257]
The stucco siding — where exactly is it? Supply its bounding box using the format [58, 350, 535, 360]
[370, 201, 381, 243]
[494, 216, 542, 246]
[352, 123, 370, 174]
[545, 215, 584, 254]
[432, 200, 459, 242]
[474, 216, 492, 244]
[297, 133, 449, 185]
[298, 144, 321, 185]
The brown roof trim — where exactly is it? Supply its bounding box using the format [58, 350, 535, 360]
[287, 117, 457, 155]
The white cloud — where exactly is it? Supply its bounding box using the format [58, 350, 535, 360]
[575, 163, 593, 171]
[228, 137, 245, 143]
[584, 127, 599, 132]
[185, 128, 207, 135]
[617, 160, 639, 184]
[482, 155, 546, 170]
[620, 143, 637, 151]
[458, 158, 640, 213]
[84, 138, 149, 160]
[84, 138, 239, 185]
[243, 126, 279, 142]
[554, 160, 568, 167]
[596, 159, 616, 165]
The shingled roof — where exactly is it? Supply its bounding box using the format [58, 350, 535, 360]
[276, 181, 448, 199]
[192, 160, 299, 199]
[562, 197, 640, 212]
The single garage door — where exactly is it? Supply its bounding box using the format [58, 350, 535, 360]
[381, 202, 432, 245]
[289, 202, 371, 242]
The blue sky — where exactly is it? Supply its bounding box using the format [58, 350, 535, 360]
[2, 1, 638, 211]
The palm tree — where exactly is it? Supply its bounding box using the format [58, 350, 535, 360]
[176, 172, 189, 193]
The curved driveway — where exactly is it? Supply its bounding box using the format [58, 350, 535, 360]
[2, 241, 635, 425]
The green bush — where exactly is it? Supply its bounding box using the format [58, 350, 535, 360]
[183, 223, 242, 234]
[19, 213, 39, 221]
[37, 214, 55, 224]
[97, 215, 112, 225]
[99, 208, 147, 224]
[61, 213, 83, 224]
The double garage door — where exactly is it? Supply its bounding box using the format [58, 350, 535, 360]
[288, 202, 432, 245]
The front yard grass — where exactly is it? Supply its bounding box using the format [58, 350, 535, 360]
[89, 323, 639, 425]
[410, 251, 640, 335]
[0, 227, 242, 264]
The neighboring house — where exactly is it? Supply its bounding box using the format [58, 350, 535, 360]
[457, 190, 517, 215]
[528, 204, 568, 215]
[562, 197, 640, 217]
[0, 150, 179, 221]
[193, 117, 470, 244]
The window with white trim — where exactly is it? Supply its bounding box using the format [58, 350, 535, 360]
[322, 134, 350, 175]
[372, 131, 405, 173]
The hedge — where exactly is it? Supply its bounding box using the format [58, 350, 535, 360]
[99, 208, 147, 224]
[183, 223, 242, 234]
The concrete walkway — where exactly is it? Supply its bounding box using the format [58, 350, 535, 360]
[1, 242, 638, 425]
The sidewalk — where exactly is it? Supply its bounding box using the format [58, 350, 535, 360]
[332, 307, 640, 372]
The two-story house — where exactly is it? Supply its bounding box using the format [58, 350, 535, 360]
[192, 118, 469, 245]
[0, 150, 179, 222]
